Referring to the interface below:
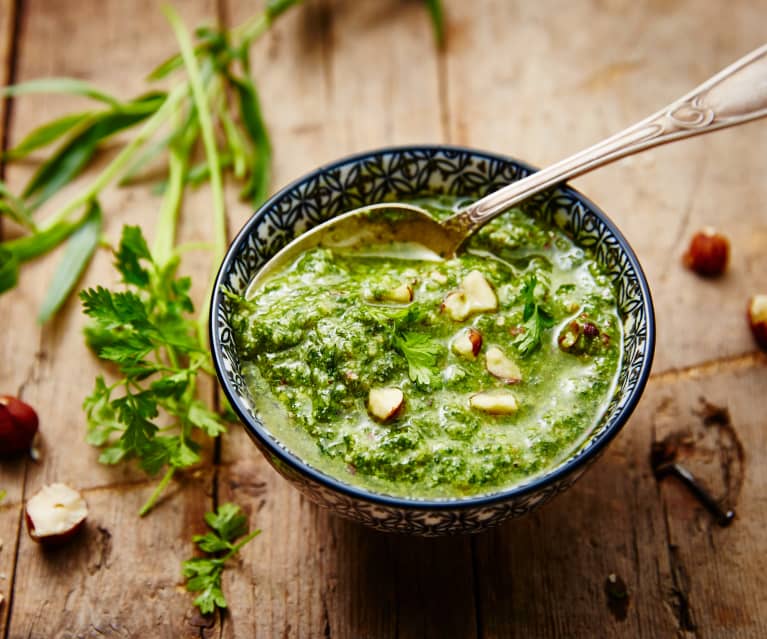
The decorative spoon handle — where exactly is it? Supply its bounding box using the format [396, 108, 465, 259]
[444, 43, 767, 241]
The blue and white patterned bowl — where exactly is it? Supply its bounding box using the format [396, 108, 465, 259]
[210, 146, 655, 536]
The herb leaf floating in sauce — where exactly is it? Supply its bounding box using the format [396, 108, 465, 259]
[234, 199, 623, 499]
[514, 274, 555, 356]
[394, 332, 442, 385]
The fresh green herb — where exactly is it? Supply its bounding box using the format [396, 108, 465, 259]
[37, 201, 102, 323]
[424, 0, 445, 47]
[514, 274, 554, 356]
[0, 4, 301, 320]
[183, 503, 261, 614]
[81, 226, 224, 516]
[0, 488, 6, 502]
[0, 0, 446, 322]
[394, 332, 442, 385]
[0, 246, 19, 294]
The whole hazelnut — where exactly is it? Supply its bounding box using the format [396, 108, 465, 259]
[683, 227, 729, 277]
[0, 395, 39, 456]
[748, 295, 767, 351]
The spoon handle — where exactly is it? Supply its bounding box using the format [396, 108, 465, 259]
[444, 43, 767, 241]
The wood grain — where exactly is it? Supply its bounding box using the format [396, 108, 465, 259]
[0, 1, 21, 636]
[0, 1, 219, 637]
[1, 0, 767, 637]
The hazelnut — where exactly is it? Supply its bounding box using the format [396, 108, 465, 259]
[452, 328, 483, 359]
[748, 294, 767, 350]
[683, 227, 729, 277]
[469, 390, 519, 415]
[25, 483, 88, 545]
[0, 395, 39, 456]
[485, 346, 522, 383]
[367, 388, 404, 423]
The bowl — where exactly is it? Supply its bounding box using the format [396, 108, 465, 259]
[210, 145, 655, 536]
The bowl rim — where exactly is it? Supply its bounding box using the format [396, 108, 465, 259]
[210, 143, 656, 511]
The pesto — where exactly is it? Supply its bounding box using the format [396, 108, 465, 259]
[232, 198, 623, 498]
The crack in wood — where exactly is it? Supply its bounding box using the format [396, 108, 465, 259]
[697, 399, 745, 507]
[650, 351, 766, 385]
[665, 542, 697, 636]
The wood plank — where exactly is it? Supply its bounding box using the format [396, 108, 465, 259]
[0, 0, 221, 635]
[218, 1, 478, 637]
[440, 0, 767, 374]
[472, 360, 767, 638]
[441, 1, 767, 637]
[0, 0, 22, 635]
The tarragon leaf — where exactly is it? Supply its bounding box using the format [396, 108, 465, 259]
[38, 200, 102, 323]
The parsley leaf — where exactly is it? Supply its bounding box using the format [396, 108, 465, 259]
[513, 274, 555, 356]
[81, 226, 226, 516]
[394, 332, 442, 385]
[183, 502, 261, 615]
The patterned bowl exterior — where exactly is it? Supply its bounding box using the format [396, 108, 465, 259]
[211, 146, 655, 536]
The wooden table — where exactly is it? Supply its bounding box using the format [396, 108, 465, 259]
[1, 1, 766, 637]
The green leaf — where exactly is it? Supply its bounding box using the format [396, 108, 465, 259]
[37, 200, 102, 323]
[168, 439, 200, 468]
[184, 503, 259, 614]
[188, 401, 226, 437]
[98, 445, 128, 464]
[513, 274, 554, 356]
[81, 286, 150, 329]
[394, 332, 442, 385]
[193, 532, 232, 554]
[205, 503, 248, 541]
[194, 584, 228, 614]
[2, 216, 81, 262]
[423, 0, 445, 47]
[0, 246, 19, 294]
[150, 371, 190, 399]
[0, 180, 37, 231]
[228, 72, 271, 206]
[137, 438, 171, 475]
[1, 77, 124, 108]
[3, 112, 91, 161]
[21, 93, 165, 209]
[182, 557, 220, 578]
[114, 225, 152, 286]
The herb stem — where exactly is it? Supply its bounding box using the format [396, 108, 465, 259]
[164, 6, 228, 346]
[39, 83, 188, 233]
[139, 465, 176, 517]
[152, 131, 187, 266]
[224, 528, 261, 560]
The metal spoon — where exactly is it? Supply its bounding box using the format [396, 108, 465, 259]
[251, 43, 767, 287]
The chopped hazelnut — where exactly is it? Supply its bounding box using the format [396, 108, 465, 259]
[452, 328, 483, 359]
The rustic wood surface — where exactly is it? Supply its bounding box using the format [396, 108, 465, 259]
[1, 1, 766, 637]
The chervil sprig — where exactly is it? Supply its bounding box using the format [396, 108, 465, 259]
[514, 274, 554, 356]
[183, 503, 261, 614]
[81, 226, 225, 516]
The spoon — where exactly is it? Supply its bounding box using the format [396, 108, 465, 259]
[252, 43, 767, 287]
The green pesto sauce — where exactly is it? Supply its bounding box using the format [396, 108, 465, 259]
[232, 197, 623, 499]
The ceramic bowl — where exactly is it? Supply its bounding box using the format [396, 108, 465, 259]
[210, 145, 655, 536]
